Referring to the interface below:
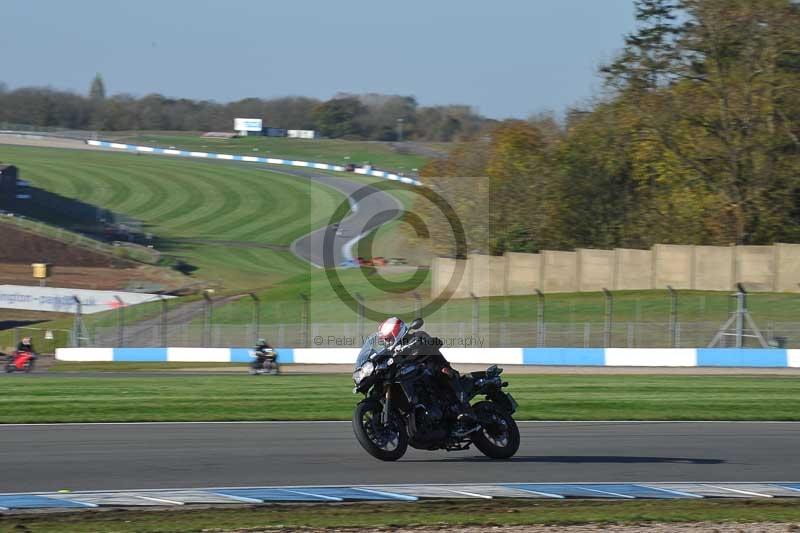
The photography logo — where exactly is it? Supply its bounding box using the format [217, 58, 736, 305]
[320, 180, 468, 322]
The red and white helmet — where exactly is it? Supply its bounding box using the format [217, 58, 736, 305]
[377, 316, 408, 345]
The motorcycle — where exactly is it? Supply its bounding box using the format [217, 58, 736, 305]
[351, 318, 519, 461]
[4, 350, 36, 373]
[249, 348, 279, 375]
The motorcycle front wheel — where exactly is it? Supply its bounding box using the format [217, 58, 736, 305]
[352, 399, 408, 461]
[471, 401, 520, 459]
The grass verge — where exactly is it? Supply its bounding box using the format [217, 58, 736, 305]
[1, 374, 799, 423]
[2, 499, 800, 532]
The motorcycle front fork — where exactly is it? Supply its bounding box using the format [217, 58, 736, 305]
[381, 386, 391, 425]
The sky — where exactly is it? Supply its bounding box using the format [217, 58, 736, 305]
[0, 0, 636, 119]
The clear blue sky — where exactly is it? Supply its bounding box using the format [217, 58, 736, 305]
[1, 0, 636, 119]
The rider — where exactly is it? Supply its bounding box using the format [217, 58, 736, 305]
[376, 317, 477, 432]
[17, 336, 35, 355]
[253, 338, 276, 370]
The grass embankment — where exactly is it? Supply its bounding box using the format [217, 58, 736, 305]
[115, 132, 435, 173]
[1, 374, 798, 423]
[2, 499, 800, 532]
[0, 144, 344, 288]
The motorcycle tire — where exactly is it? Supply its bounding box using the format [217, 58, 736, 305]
[471, 401, 520, 459]
[24, 360, 34, 373]
[352, 399, 408, 461]
[4, 363, 12, 373]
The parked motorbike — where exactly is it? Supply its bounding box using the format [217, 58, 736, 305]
[250, 348, 279, 375]
[4, 350, 36, 373]
[351, 318, 519, 461]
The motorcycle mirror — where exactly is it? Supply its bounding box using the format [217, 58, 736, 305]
[409, 318, 424, 330]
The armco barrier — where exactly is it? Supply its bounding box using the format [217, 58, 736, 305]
[85, 140, 422, 186]
[55, 347, 800, 368]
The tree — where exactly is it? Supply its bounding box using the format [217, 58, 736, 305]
[601, 0, 682, 91]
[89, 73, 106, 101]
[311, 97, 366, 138]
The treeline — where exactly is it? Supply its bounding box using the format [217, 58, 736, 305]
[420, 0, 800, 253]
[0, 77, 490, 142]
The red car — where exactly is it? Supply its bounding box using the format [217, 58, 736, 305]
[4, 350, 35, 373]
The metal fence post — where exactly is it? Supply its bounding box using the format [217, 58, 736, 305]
[114, 296, 125, 347]
[602, 288, 613, 348]
[249, 293, 261, 345]
[300, 293, 310, 348]
[667, 285, 678, 348]
[535, 289, 545, 348]
[470, 292, 479, 338]
[72, 296, 83, 348]
[202, 290, 214, 347]
[159, 295, 168, 347]
[413, 291, 422, 319]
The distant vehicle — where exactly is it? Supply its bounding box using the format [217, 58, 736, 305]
[4, 350, 35, 373]
[250, 348, 279, 375]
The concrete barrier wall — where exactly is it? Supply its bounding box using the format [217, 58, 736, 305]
[694, 246, 734, 291]
[56, 347, 800, 368]
[653, 244, 693, 289]
[470, 254, 507, 297]
[541, 251, 578, 292]
[613, 248, 653, 290]
[735, 246, 774, 291]
[775, 243, 800, 292]
[430, 257, 472, 299]
[431, 243, 800, 296]
[577, 249, 614, 292]
[504, 252, 541, 295]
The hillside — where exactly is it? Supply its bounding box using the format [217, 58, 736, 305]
[0, 143, 348, 290]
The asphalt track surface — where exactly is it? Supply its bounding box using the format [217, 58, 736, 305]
[287, 171, 402, 267]
[2, 421, 797, 493]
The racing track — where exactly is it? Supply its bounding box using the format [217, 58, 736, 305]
[281, 170, 402, 267]
[2, 421, 798, 492]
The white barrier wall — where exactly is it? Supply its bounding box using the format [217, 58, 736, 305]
[55, 347, 800, 368]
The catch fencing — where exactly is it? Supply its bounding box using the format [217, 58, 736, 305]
[7, 287, 799, 353]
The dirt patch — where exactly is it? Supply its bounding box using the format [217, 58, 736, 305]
[0, 263, 186, 291]
[0, 223, 135, 268]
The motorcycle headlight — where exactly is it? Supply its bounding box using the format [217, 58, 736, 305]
[353, 361, 375, 384]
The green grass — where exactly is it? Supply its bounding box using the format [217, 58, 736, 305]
[1, 374, 799, 423]
[3, 499, 800, 532]
[0, 144, 345, 289]
[115, 132, 434, 173]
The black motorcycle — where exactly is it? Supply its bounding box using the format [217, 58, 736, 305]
[352, 318, 520, 461]
[249, 348, 279, 375]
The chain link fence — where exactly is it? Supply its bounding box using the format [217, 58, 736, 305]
[7, 287, 798, 351]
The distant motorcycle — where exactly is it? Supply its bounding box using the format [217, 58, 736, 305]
[352, 318, 519, 461]
[4, 350, 36, 373]
[250, 348, 279, 375]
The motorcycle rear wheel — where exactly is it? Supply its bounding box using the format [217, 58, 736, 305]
[471, 401, 520, 459]
[352, 399, 408, 461]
